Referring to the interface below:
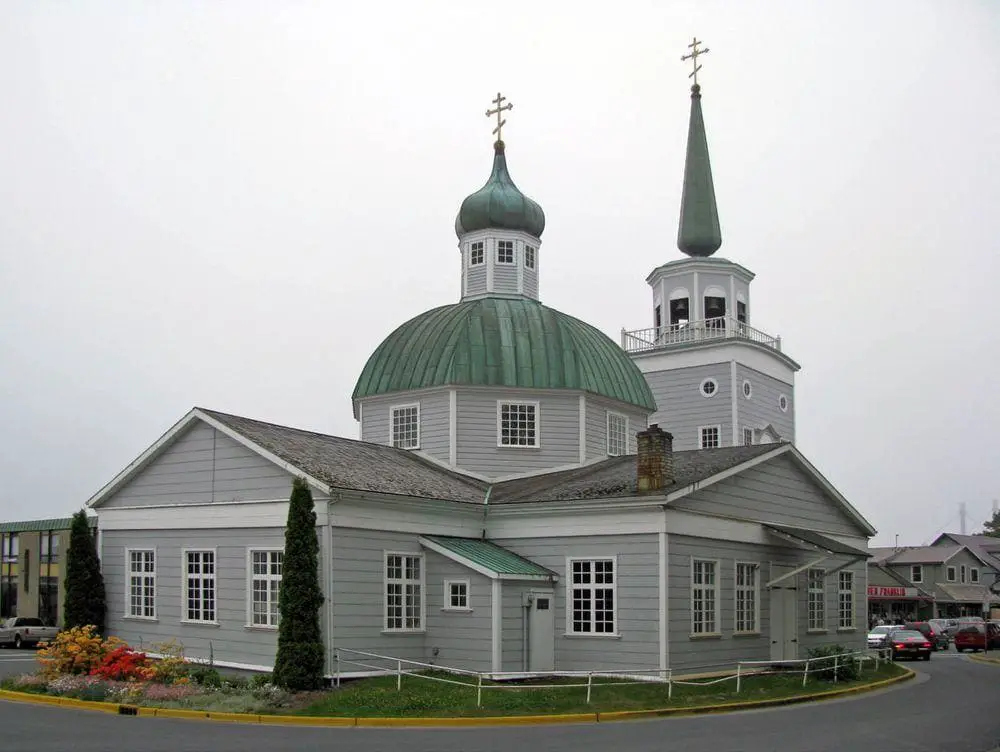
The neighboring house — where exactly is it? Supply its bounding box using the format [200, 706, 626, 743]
[0, 516, 97, 626]
[866, 560, 936, 623]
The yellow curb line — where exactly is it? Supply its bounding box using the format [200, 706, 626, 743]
[0, 668, 915, 728]
[968, 655, 1000, 666]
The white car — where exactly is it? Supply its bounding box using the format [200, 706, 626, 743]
[867, 624, 901, 649]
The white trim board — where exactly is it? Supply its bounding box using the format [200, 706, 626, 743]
[631, 342, 798, 384]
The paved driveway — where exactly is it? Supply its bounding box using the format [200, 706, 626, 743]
[0, 651, 998, 752]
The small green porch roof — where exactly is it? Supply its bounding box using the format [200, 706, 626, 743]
[0, 516, 95, 534]
[420, 536, 557, 581]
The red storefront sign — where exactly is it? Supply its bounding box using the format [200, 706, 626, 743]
[867, 585, 918, 599]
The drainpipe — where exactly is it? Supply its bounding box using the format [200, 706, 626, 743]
[522, 593, 533, 672]
[481, 486, 493, 539]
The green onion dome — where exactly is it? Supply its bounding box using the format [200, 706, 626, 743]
[455, 141, 546, 239]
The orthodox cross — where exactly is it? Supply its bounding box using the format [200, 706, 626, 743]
[681, 37, 710, 86]
[486, 92, 513, 142]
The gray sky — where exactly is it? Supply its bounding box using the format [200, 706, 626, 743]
[1, 1, 998, 547]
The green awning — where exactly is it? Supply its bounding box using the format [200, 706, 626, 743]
[420, 536, 557, 581]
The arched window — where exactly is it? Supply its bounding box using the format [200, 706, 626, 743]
[669, 287, 690, 328]
[703, 286, 726, 331]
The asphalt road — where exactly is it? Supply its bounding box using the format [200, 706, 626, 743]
[0, 649, 998, 752]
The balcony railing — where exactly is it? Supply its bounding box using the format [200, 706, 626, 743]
[621, 316, 782, 354]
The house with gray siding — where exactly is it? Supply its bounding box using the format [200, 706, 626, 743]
[84, 82, 877, 679]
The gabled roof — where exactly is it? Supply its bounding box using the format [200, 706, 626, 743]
[935, 583, 998, 604]
[419, 536, 557, 581]
[931, 533, 1000, 570]
[888, 545, 965, 565]
[868, 547, 905, 565]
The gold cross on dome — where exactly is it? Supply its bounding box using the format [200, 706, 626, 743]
[486, 92, 513, 142]
[681, 37, 710, 85]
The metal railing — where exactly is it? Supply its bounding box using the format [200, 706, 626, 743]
[333, 647, 885, 708]
[621, 317, 782, 354]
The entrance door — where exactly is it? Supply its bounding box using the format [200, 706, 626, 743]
[527, 590, 555, 672]
[769, 566, 798, 662]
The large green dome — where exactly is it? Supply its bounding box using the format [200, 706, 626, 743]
[455, 141, 545, 238]
[353, 297, 656, 412]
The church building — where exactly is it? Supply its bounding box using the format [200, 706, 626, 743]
[86, 49, 876, 679]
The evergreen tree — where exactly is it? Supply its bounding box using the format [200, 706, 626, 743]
[981, 510, 1000, 539]
[63, 509, 106, 633]
[272, 477, 325, 690]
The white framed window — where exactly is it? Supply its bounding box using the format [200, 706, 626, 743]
[524, 245, 536, 269]
[742, 379, 752, 399]
[444, 579, 470, 611]
[607, 411, 628, 456]
[807, 568, 826, 630]
[699, 425, 721, 449]
[700, 378, 718, 398]
[469, 241, 484, 266]
[497, 240, 514, 264]
[498, 401, 539, 447]
[567, 557, 617, 634]
[183, 549, 216, 623]
[778, 394, 789, 412]
[838, 571, 854, 629]
[946, 565, 956, 582]
[391, 403, 420, 449]
[960, 565, 967, 584]
[126, 549, 156, 619]
[691, 559, 719, 634]
[248, 549, 283, 628]
[385, 553, 424, 631]
[971, 568, 980, 584]
[910, 565, 923, 583]
[734, 562, 759, 633]
[742, 427, 754, 446]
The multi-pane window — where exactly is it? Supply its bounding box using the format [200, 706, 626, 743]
[607, 412, 627, 456]
[250, 550, 283, 627]
[391, 404, 420, 449]
[946, 566, 956, 582]
[470, 241, 484, 266]
[838, 571, 854, 629]
[184, 550, 216, 623]
[692, 560, 718, 634]
[497, 240, 514, 264]
[127, 550, 156, 618]
[569, 559, 616, 634]
[445, 579, 469, 610]
[385, 554, 423, 630]
[910, 565, 923, 583]
[742, 427, 754, 446]
[735, 563, 758, 633]
[2, 534, 18, 562]
[499, 402, 538, 447]
[524, 245, 536, 269]
[40, 532, 59, 563]
[971, 568, 980, 584]
[699, 426, 720, 449]
[807, 569, 826, 630]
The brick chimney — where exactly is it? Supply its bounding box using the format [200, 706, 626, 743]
[636, 424, 674, 494]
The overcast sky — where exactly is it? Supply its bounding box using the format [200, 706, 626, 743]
[1, 1, 997, 546]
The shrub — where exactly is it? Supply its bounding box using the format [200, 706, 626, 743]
[90, 646, 155, 682]
[806, 644, 861, 682]
[189, 666, 223, 688]
[148, 638, 188, 684]
[37, 625, 125, 678]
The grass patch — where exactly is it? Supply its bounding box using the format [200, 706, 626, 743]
[297, 662, 908, 718]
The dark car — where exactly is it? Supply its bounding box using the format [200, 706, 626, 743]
[889, 629, 933, 661]
[953, 623, 1000, 652]
[905, 621, 949, 651]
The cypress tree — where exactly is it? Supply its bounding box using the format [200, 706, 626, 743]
[272, 477, 325, 690]
[63, 509, 106, 634]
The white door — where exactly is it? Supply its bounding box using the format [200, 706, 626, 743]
[528, 590, 555, 672]
[769, 566, 798, 662]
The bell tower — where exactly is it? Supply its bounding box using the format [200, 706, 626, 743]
[621, 38, 800, 451]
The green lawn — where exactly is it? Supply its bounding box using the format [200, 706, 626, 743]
[297, 662, 908, 718]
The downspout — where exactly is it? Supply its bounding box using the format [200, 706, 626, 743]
[481, 485, 493, 539]
[522, 597, 530, 672]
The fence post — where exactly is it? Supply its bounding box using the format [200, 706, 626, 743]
[586, 672, 594, 704]
[668, 669, 673, 700]
[476, 673, 483, 708]
[833, 655, 839, 683]
[736, 663, 742, 694]
[396, 659, 402, 692]
[802, 659, 809, 688]
[335, 650, 341, 687]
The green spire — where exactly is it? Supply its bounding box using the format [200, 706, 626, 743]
[677, 83, 722, 257]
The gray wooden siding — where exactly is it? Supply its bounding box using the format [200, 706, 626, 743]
[643, 364, 733, 450]
[466, 265, 487, 297]
[584, 396, 649, 461]
[424, 552, 493, 672]
[102, 528, 288, 668]
[667, 535, 865, 673]
[358, 391, 451, 465]
[101, 422, 295, 509]
[524, 267, 538, 300]
[419, 392, 451, 463]
[495, 534, 659, 672]
[456, 390, 579, 477]
[493, 260, 518, 293]
[331, 528, 426, 664]
[501, 584, 527, 672]
[670, 454, 863, 536]
[736, 364, 795, 443]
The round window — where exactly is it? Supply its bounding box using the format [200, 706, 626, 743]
[779, 394, 789, 412]
[700, 378, 718, 397]
[742, 380, 752, 399]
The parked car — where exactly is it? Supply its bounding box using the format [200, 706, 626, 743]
[0, 617, 59, 649]
[888, 629, 933, 661]
[953, 623, 1000, 652]
[905, 621, 950, 651]
[867, 624, 904, 650]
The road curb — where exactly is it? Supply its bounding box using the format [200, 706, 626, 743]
[967, 655, 1000, 667]
[0, 668, 915, 728]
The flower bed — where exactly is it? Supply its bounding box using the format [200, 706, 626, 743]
[1, 625, 297, 715]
